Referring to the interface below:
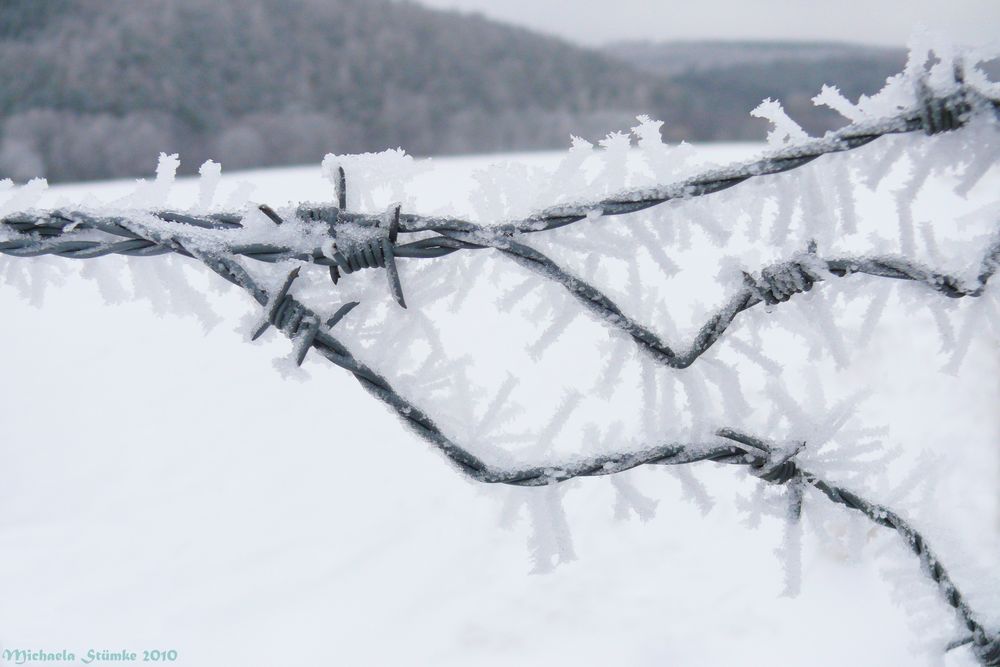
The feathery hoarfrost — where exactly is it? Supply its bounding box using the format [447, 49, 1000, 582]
[1, 37, 999, 663]
[197, 159, 222, 209]
[751, 98, 809, 147]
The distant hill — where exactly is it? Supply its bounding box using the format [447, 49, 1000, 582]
[604, 41, 909, 140]
[0, 2, 971, 183]
[0, 0, 677, 181]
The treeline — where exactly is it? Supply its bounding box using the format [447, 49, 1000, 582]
[605, 41, 909, 140]
[0, 1, 926, 183]
[0, 0, 674, 181]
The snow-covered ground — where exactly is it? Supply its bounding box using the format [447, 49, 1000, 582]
[0, 131, 998, 667]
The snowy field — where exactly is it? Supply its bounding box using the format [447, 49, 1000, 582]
[0, 123, 998, 667]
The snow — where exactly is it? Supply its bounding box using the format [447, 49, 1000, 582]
[0, 113, 999, 665]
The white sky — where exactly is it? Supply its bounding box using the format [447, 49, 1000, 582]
[412, 0, 1000, 48]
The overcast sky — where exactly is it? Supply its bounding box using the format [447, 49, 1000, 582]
[413, 0, 1000, 48]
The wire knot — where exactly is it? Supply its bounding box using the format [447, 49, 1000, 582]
[261, 197, 407, 309]
[973, 632, 1000, 667]
[251, 268, 357, 366]
[934, 273, 972, 298]
[744, 254, 822, 306]
[916, 64, 972, 136]
[307, 203, 407, 308]
[716, 428, 805, 485]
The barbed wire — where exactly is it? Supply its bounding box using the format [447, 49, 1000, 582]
[4, 80, 997, 253]
[1, 76, 999, 663]
[16, 203, 993, 663]
[3, 205, 997, 373]
[3, 82, 998, 365]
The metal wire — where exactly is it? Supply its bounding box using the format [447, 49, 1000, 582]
[2, 85, 997, 370]
[129, 222, 1000, 663]
[8, 209, 995, 373]
[3, 81, 997, 257]
[1, 78, 998, 663]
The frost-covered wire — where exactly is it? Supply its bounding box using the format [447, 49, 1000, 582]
[4, 205, 997, 371]
[3, 78, 997, 257]
[1, 67, 998, 665]
[456, 234, 1000, 369]
[31, 209, 991, 662]
[2, 80, 998, 372]
[717, 430, 1000, 666]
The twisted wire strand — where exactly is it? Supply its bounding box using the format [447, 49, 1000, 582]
[1, 79, 998, 663]
[718, 430, 1000, 665]
[2, 83, 997, 373]
[5, 204, 998, 667]
[470, 233, 1000, 369]
[5, 215, 996, 372]
[3, 82, 997, 258]
[87, 214, 996, 663]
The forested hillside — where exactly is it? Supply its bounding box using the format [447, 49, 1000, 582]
[0, 2, 948, 182]
[604, 41, 909, 140]
[0, 0, 675, 181]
